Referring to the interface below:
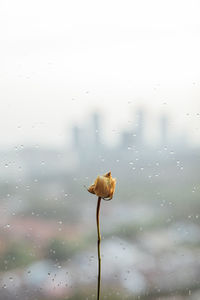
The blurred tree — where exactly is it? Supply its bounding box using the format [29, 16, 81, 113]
[45, 238, 75, 262]
[0, 242, 35, 271]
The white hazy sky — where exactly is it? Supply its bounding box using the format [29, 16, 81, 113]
[0, 0, 200, 147]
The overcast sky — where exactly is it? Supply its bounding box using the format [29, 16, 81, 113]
[0, 0, 200, 148]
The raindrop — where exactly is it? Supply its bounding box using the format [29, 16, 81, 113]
[5, 164, 8, 168]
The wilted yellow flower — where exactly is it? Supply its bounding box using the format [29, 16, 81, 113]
[87, 171, 116, 200]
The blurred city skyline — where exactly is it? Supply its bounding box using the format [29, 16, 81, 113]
[0, 101, 199, 149]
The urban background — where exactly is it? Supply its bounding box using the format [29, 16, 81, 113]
[0, 108, 200, 300]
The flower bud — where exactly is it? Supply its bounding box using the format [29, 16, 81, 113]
[87, 171, 116, 200]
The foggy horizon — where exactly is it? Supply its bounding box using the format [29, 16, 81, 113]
[1, 0, 200, 147]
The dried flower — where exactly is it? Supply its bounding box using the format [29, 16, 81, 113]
[87, 171, 116, 200]
[86, 171, 116, 300]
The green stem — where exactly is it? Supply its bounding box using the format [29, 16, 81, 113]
[96, 196, 102, 300]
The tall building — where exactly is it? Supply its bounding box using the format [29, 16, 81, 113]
[92, 112, 101, 146]
[72, 125, 80, 149]
[160, 114, 169, 147]
[134, 108, 145, 147]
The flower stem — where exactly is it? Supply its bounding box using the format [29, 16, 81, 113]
[96, 196, 102, 300]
